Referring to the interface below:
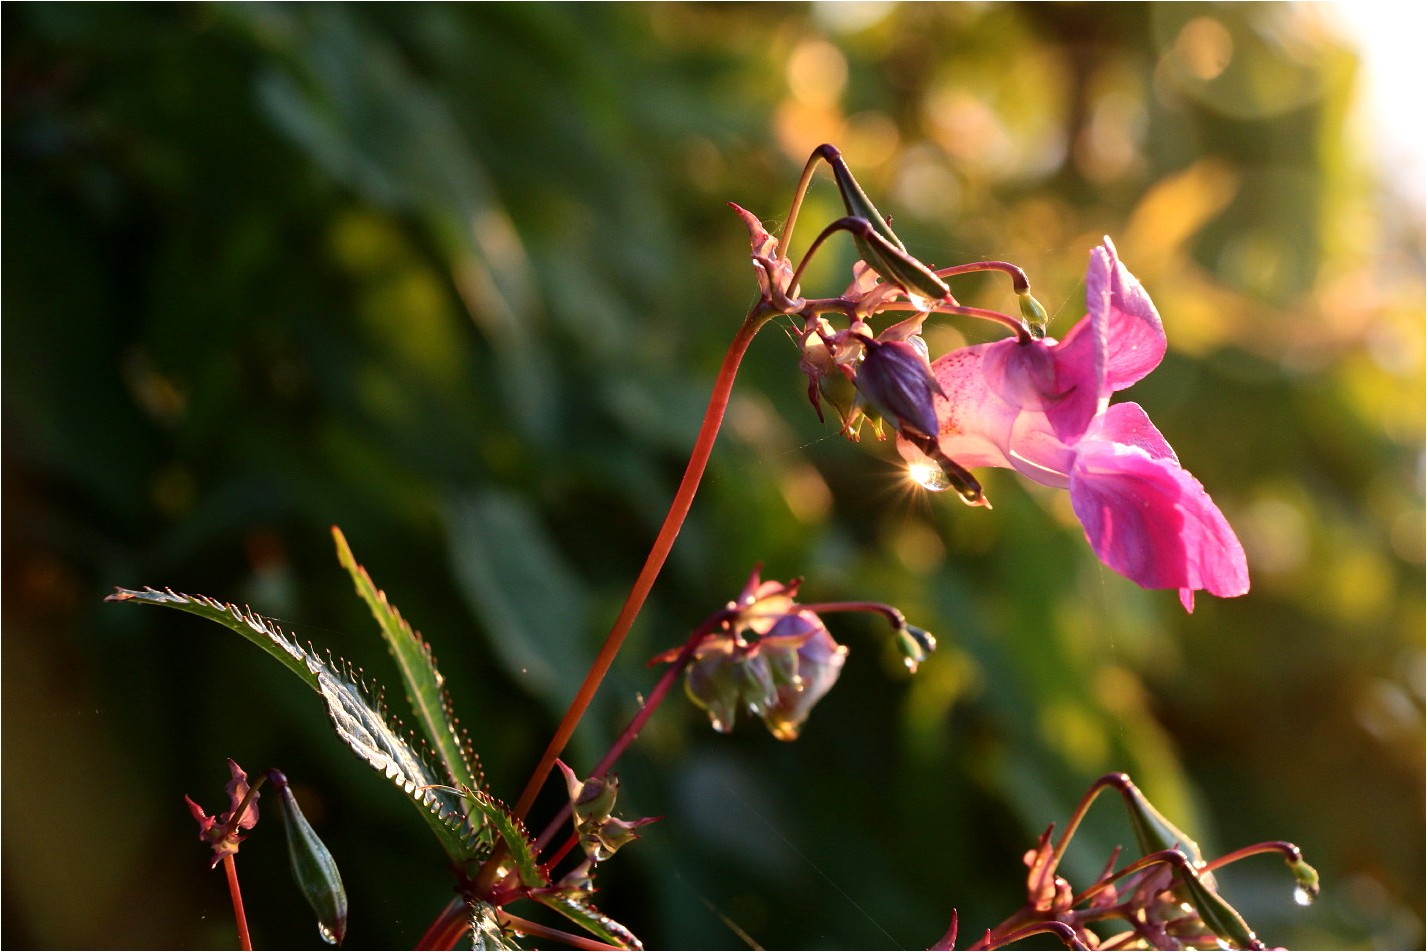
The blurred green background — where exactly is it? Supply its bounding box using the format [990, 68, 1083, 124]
[4, 3, 1422, 949]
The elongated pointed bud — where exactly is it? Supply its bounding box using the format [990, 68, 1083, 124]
[819, 143, 905, 252]
[1174, 858, 1259, 949]
[846, 219, 951, 308]
[814, 145, 950, 306]
[1114, 775, 1206, 868]
[269, 770, 348, 946]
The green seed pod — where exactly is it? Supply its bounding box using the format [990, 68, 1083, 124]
[1117, 774, 1206, 868]
[1174, 859, 1259, 949]
[269, 771, 348, 946]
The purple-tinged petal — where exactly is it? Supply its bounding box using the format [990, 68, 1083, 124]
[1085, 402, 1179, 463]
[1069, 443, 1249, 611]
[982, 332, 1101, 445]
[928, 344, 1018, 470]
[1089, 238, 1166, 393]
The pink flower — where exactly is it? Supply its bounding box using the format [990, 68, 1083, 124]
[899, 238, 1248, 611]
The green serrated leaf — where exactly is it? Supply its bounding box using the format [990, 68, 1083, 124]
[108, 586, 488, 868]
[313, 661, 488, 866]
[532, 892, 643, 951]
[457, 787, 547, 890]
[331, 526, 482, 794]
[107, 587, 320, 690]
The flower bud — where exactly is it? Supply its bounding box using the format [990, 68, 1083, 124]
[1018, 290, 1050, 335]
[1290, 857, 1321, 905]
[269, 770, 348, 946]
[684, 639, 744, 734]
[855, 338, 944, 440]
[895, 624, 937, 673]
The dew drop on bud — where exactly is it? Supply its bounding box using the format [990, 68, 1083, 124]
[1293, 886, 1315, 907]
[317, 923, 340, 946]
[908, 460, 952, 492]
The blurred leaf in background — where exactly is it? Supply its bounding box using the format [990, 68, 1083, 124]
[3, 4, 1421, 949]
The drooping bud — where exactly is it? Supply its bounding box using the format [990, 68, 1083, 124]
[684, 638, 745, 734]
[1290, 856, 1321, 906]
[268, 770, 348, 946]
[855, 337, 944, 440]
[1018, 290, 1050, 337]
[895, 624, 937, 673]
[556, 762, 657, 863]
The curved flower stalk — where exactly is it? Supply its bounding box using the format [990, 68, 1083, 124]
[897, 238, 1249, 611]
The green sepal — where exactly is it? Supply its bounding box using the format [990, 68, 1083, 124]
[270, 770, 349, 946]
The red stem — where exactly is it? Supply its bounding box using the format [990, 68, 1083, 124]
[531, 615, 724, 853]
[454, 293, 773, 946]
[414, 896, 471, 951]
[222, 854, 253, 952]
[934, 260, 1033, 294]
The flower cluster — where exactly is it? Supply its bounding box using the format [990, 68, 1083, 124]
[897, 238, 1248, 612]
[655, 568, 935, 741]
[738, 150, 1249, 611]
[944, 772, 1320, 951]
[657, 570, 849, 741]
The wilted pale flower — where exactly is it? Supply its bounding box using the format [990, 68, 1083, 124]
[658, 570, 849, 741]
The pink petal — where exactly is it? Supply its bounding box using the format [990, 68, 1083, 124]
[928, 344, 1017, 470]
[1069, 442, 1249, 609]
[1086, 402, 1178, 463]
[1088, 238, 1166, 393]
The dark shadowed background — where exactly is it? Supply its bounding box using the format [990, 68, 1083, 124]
[4, 4, 1423, 949]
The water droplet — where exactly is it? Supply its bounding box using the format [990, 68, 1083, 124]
[907, 460, 952, 492]
[903, 656, 920, 673]
[710, 716, 731, 733]
[1293, 886, 1316, 907]
[317, 923, 340, 946]
[905, 290, 942, 313]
